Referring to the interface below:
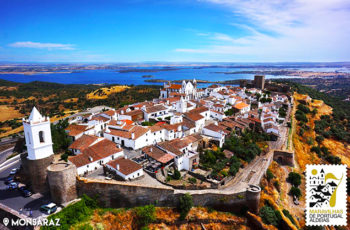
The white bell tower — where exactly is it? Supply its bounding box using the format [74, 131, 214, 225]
[23, 107, 54, 160]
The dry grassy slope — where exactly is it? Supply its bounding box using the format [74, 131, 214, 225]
[293, 93, 332, 171]
[260, 161, 301, 230]
[86, 85, 130, 100]
[0, 105, 22, 122]
[72, 207, 248, 230]
[257, 92, 343, 230]
[293, 93, 350, 169]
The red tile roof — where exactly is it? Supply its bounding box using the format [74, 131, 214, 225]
[107, 157, 142, 175]
[108, 126, 149, 140]
[234, 102, 249, 110]
[68, 139, 122, 168]
[69, 135, 99, 151]
[167, 84, 182, 90]
[144, 105, 167, 113]
[65, 124, 91, 137]
[142, 146, 174, 164]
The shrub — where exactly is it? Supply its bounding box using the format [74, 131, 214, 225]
[287, 172, 301, 187]
[135, 205, 156, 228]
[173, 169, 181, 180]
[266, 169, 274, 182]
[325, 155, 341, 164]
[282, 209, 296, 225]
[178, 193, 193, 220]
[188, 177, 197, 184]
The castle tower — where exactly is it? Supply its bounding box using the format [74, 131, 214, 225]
[23, 107, 54, 160]
[21, 107, 54, 193]
[47, 163, 77, 205]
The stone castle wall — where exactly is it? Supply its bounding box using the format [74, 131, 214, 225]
[21, 153, 54, 194]
[273, 150, 294, 166]
[47, 163, 77, 205]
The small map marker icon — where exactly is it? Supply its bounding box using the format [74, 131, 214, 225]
[3, 218, 9, 226]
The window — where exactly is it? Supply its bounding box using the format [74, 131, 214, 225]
[39, 131, 45, 143]
[27, 132, 31, 144]
[112, 137, 115, 142]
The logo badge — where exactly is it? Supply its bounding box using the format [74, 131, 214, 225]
[306, 164, 347, 226]
[3, 218, 9, 226]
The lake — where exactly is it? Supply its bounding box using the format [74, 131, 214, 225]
[0, 66, 348, 86]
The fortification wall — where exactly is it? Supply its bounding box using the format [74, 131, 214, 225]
[273, 150, 294, 166]
[77, 177, 261, 213]
[21, 153, 54, 194]
[47, 163, 77, 205]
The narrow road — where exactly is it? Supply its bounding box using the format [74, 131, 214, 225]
[0, 147, 15, 165]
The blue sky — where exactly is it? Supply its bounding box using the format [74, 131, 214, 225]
[1, 0, 350, 62]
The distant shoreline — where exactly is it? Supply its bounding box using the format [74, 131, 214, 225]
[0, 71, 72, 75]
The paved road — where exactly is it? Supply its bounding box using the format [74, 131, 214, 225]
[0, 161, 51, 219]
[0, 148, 14, 166]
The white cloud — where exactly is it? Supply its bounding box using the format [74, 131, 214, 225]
[175, 0, 350, 61]
[9, 41, 75, 50]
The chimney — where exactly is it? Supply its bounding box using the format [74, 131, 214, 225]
[125, 156, 128, 159]
[117, 144, 121, 148]
[150, 147, 152, 152]
[89, 156, 93, 162]
[116, 164, 120, 170]
[121, 110, 124, 115]
[131, 132, 135, 139]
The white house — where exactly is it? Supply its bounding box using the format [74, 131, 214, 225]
[104, 125, 151, 150]
[68, 139, 124, 176]
[106, 157, 143, 181]
[202, 123, 227, 147]
[234, 102, 250, 114]
[142, 104, 170, 121]
[68, 134, 101, 155]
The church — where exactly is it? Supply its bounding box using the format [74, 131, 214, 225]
[160, 79, 198, 100]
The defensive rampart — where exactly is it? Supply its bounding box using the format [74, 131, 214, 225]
[76, 177, 261, 213]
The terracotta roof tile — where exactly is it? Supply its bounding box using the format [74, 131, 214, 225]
[68, 139, 122, 168]
[107, 157, 142, 175]
[69, 135, 99, 151]
[145, 105, 167, 113]
[234, 102, 249, 110]
[167, 84, 182, 90]
[65, 124, 91, 137]
[142, 146, 174, 164]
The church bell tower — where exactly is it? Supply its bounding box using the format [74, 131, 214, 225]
[23, 107, 54, 160]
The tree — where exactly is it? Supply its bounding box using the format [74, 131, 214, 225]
[259, 205, 279, 226]
[135, 205, 156, 228]
[287, 172, 301, 187]
[315, 135, 324, 143]
[178, 193, 193, 220]
[290, 186, 301, 198]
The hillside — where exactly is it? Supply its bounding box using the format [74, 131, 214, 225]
[0, 79, 160, 138]
[257, 84, 350, 229]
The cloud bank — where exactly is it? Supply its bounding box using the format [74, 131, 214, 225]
[9, 41, 75, 50]
[176, 0, 350, 61]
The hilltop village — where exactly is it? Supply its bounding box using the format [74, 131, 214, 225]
[14, 75, 294, 220]
[47, 75, 291, 186]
